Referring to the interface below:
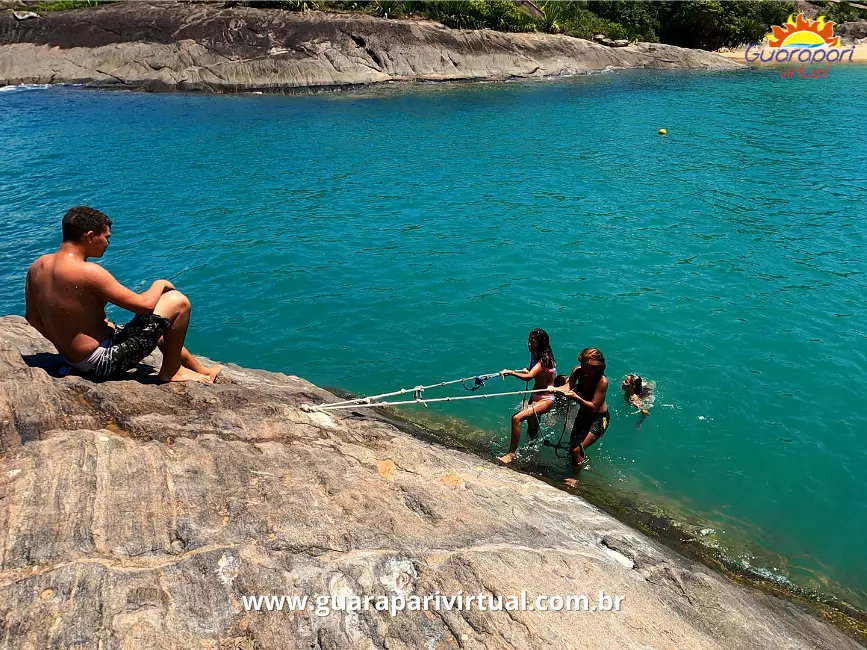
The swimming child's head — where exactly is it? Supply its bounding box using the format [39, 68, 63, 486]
[579, 348, 605, 376]
[622, 374, 643, 396]
[554, 374, 568, 388]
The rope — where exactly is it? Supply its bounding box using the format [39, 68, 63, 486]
[543, 401, 572, 458]
[318, 371, 505, 409]
[133, 265, 191, 292]
[309, 386, 557, 411]
[462, 372, 504, 392]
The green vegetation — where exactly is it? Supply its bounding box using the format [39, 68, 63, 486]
[824, 1, 867, 23]
[427, 1, 538, 31]
[654, 1, 798, 50]
[537, 1, 634, 40]
[585, 1, 659, 41]
[578, 1, 799, 48]
[31, 0, 104, 10]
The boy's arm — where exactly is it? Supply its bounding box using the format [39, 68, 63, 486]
[558, 372, 607, 411]
[630, 394, 650, 416]
[554, 365, 582, 400]
[24, 272, 48, 338]
[84, 264, 173, 314]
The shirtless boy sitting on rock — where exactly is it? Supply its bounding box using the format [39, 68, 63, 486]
[25, 206, 221, 383]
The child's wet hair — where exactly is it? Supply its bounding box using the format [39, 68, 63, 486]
[554, 374, 568, 387]
[625, 374, 644, 394]
[579, 348, 606, 373]
[529, 328, 556, 370]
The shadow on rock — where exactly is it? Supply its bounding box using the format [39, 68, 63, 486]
[21, 352, 164, 384]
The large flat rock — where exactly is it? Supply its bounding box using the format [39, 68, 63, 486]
[0, 2, 742, 92]
[0, 315, 861, 649]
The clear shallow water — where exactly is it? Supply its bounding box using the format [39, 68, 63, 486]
[1, 68, 865, 606]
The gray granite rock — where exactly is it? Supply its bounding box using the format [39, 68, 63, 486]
[838, 20, 867, 44]
[0, 314, 862, 649]
[0, 1, 742, 92]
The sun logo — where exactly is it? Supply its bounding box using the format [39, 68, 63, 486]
[767, 13, 840, 48]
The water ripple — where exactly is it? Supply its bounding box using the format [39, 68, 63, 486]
[2, 71, 866, 606]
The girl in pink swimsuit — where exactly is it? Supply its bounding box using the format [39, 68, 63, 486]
[497, 328, 557, 465]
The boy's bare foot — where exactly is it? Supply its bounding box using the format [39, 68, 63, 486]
[159, 367, 210, 383]
[206, 365, 224, 383]
[564, 477, 579, 488]
[497, 453, 516, 465]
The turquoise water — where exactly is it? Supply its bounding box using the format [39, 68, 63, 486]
[2, 68, 865, 607]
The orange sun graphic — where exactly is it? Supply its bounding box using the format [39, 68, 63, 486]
[767, 13, 840, 48]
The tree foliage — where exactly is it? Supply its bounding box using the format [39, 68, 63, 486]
[655, 1, 796, 49]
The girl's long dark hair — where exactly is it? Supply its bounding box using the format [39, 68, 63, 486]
[530, 328, 556, 371]
[628, 374, 644, 395]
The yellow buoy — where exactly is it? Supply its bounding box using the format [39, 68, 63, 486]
[658, 128, 667, 135]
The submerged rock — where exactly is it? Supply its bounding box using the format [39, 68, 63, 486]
[0, 314, 862, 649]
[0, 1, 742, 93]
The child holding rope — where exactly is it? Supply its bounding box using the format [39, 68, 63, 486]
[553, 348, 610, 486]
[497, 329, 557, 465]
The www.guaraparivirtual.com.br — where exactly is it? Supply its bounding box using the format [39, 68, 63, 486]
[243, 591, 626, 617]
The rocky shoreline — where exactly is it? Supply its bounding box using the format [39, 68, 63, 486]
[0, 2, 742, 92]
[386, 394, 867, 635]
[0, 314, 864, 649]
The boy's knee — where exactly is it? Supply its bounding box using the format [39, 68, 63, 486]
[175, 291, 191, 310]
[170, 290, 191, 308]
[156, 290, 191, 316]
[511, 413, 523, 425]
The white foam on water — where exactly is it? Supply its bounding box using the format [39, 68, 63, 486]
[0, 84, 51, 93]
